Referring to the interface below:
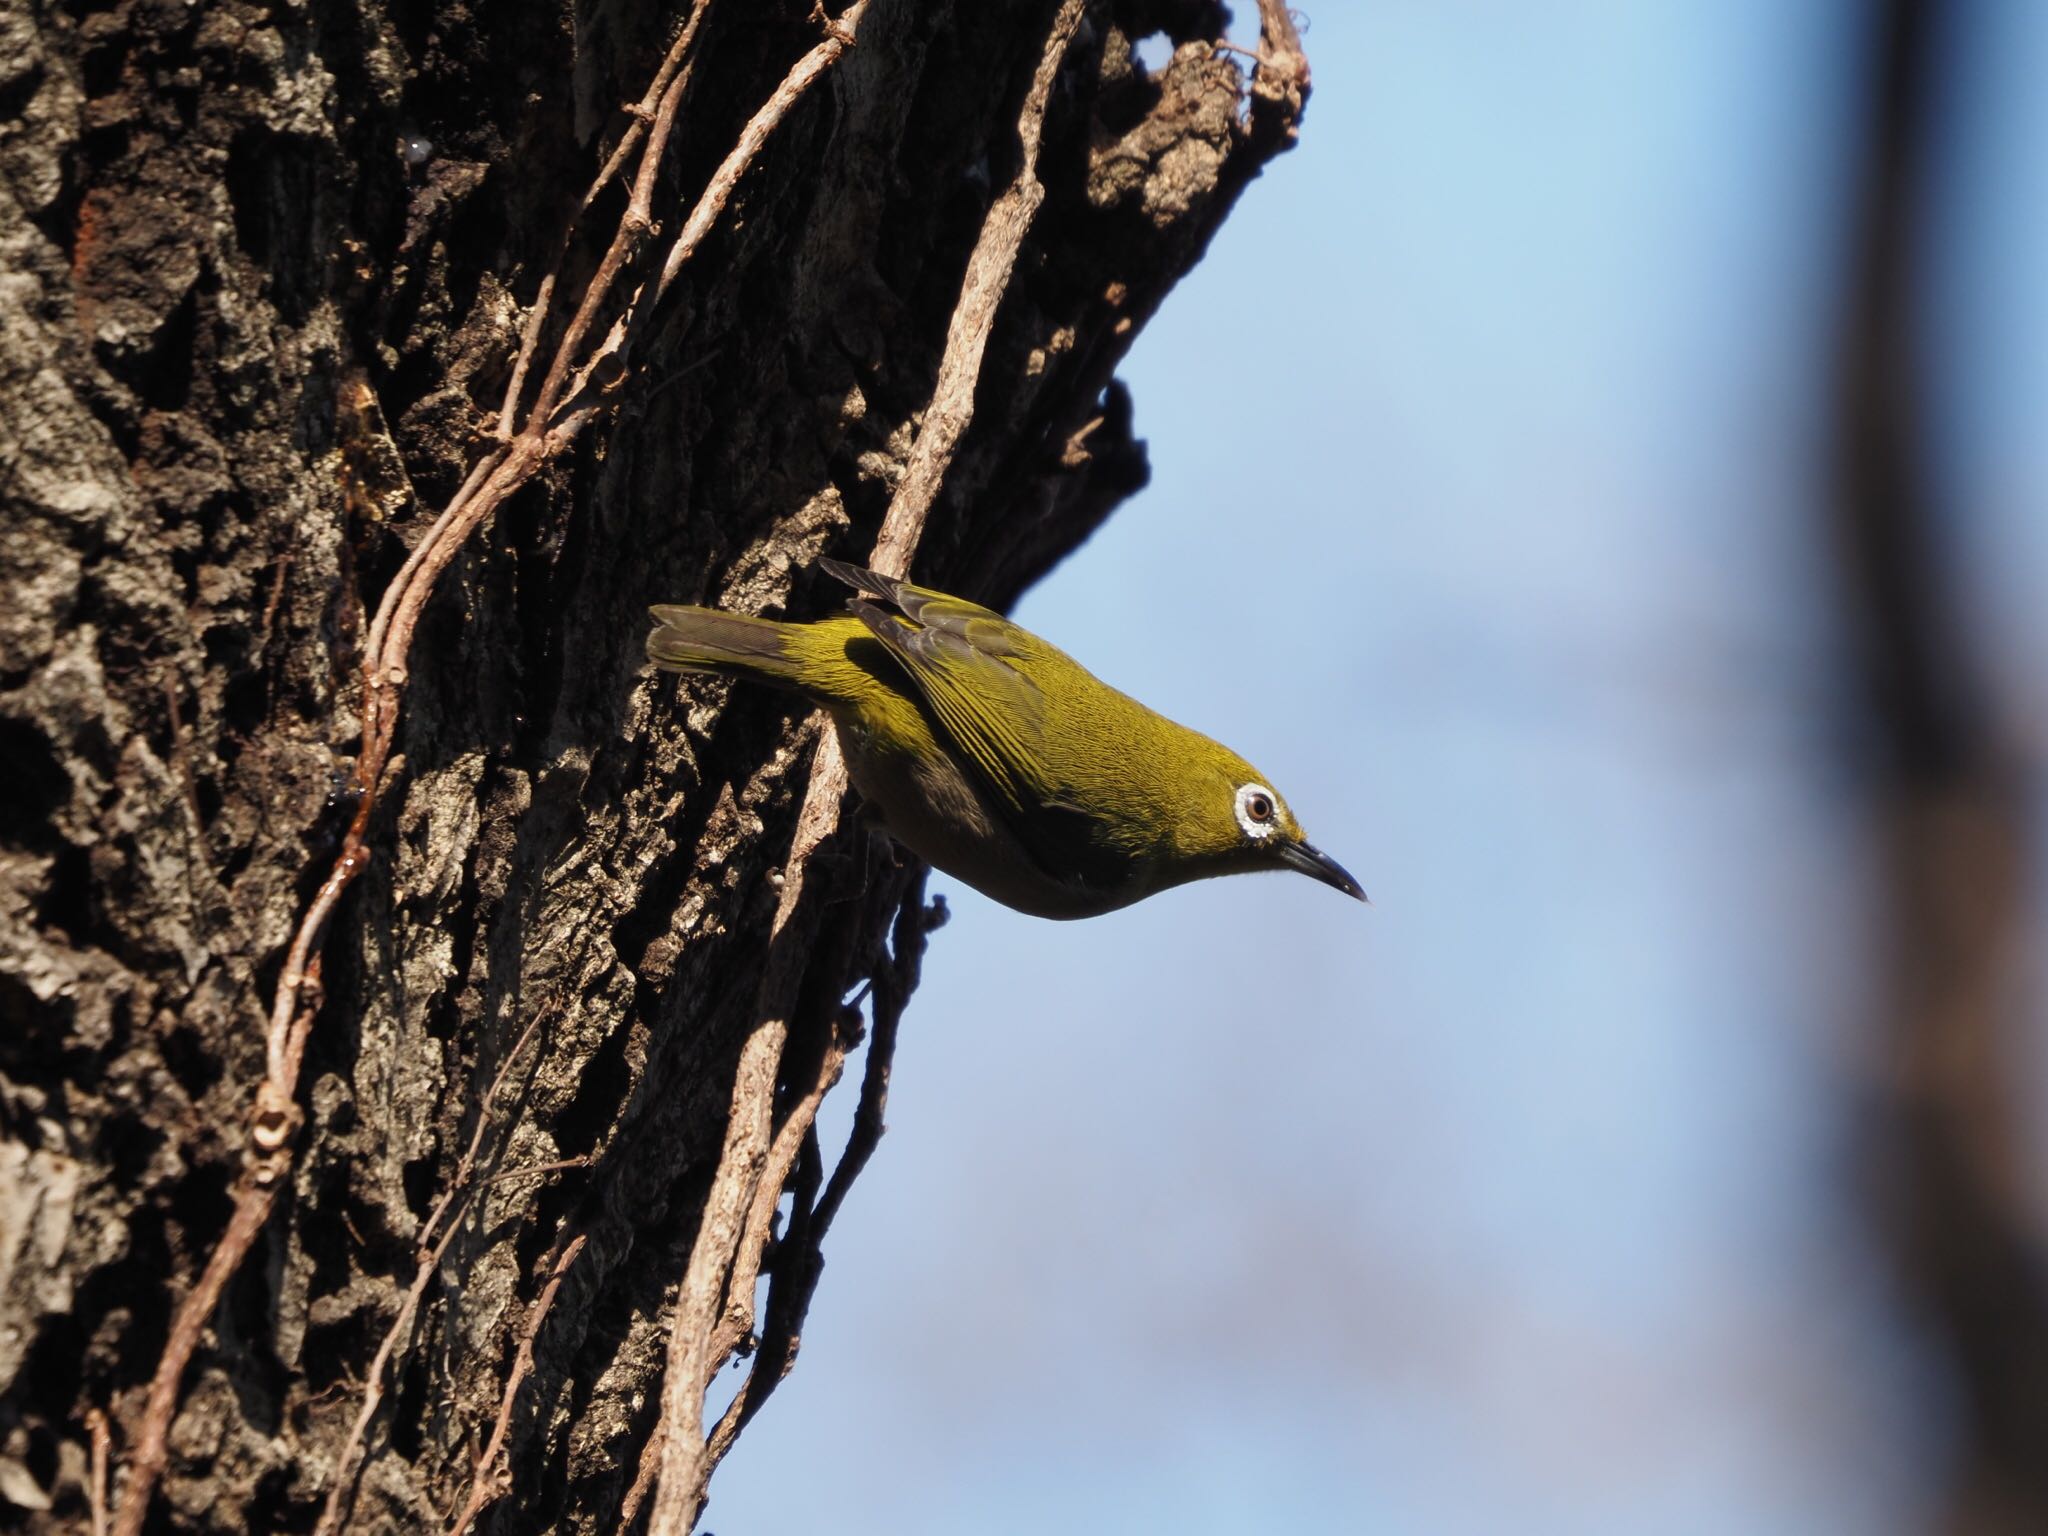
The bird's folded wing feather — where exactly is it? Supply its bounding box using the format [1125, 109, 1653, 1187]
[841, 577, 1135, 896]
[844, 593, 1042, 812]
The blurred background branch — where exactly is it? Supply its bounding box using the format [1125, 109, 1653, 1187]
[1836, 3, 2048, 1531]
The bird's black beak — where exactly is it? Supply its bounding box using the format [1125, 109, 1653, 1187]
[1277, 840, 1369, 903]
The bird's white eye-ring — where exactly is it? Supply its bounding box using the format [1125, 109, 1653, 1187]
[1234, 783, 1279, 839]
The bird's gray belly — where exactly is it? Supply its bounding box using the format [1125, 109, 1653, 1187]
[836, 724, 1136, 920]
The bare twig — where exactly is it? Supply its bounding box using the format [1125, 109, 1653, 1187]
[498, 0, 711, 436]
[443, 1232, 590, 1536]
[633, 9, 1084, 1531]
[312, 1012, 547, 1536]
[87, 1408, 111, 1536]
[700, 1126, 824, 1466]
[1243, 0, 1311, 132]
[1833, 2, 2048, 1527]
[869, 0, 1085, 576]
[704, 1021, 853, 1369]
[701, 879, 933, 1472]
[115, 959, 322, 1536]
[618, 1400, 663, 1529]
[354, 447, 507, 692]
[652, 2, 872, 308]
[588, 0, 715, 215]
[529, 0, 715, 426]
[476, 1155, 588, 1189]
[640, 733, 852, 1536]
[495, 272, 556, 441]
[812, 887, 930, 1239]
[620, 1104, 835, 1532]
[115, 1167, 285, 1536]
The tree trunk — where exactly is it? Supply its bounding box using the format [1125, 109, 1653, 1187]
[0, 1, 1303, 1530]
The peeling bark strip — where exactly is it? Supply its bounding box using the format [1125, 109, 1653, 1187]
[0, 2, 1306, 1532]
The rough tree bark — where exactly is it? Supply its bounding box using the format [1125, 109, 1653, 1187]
[0, 1, 1305, 1530]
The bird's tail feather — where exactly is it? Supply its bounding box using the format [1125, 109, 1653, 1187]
[646, 607, 799, 687]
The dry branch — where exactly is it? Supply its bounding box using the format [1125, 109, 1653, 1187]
[869, 0, 1088, 573]
[634, 7, 1086, 1530]
[443, 1232, 591, 1536]
[702, 881, 936, 1472]
[87, 1408, 111, 1536]
[1833, 1, 2048, 1527]
[311, 1012, 547, 1536]
[527, 0, 715, 428]
[638, 731, 857, 1535]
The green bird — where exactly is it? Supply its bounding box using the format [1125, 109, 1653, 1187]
[646, 559, 1366, 919]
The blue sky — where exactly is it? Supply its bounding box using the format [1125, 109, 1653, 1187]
[710, 5, 2046, 1532]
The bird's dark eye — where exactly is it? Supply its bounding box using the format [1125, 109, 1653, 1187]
[1247, 794, 1273, 822]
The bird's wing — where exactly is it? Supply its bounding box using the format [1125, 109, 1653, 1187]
[825, 567, 1042, 813]
[825, 562, 1136, 894]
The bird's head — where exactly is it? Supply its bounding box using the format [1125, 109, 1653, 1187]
[1160, 742, 1367, 903]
